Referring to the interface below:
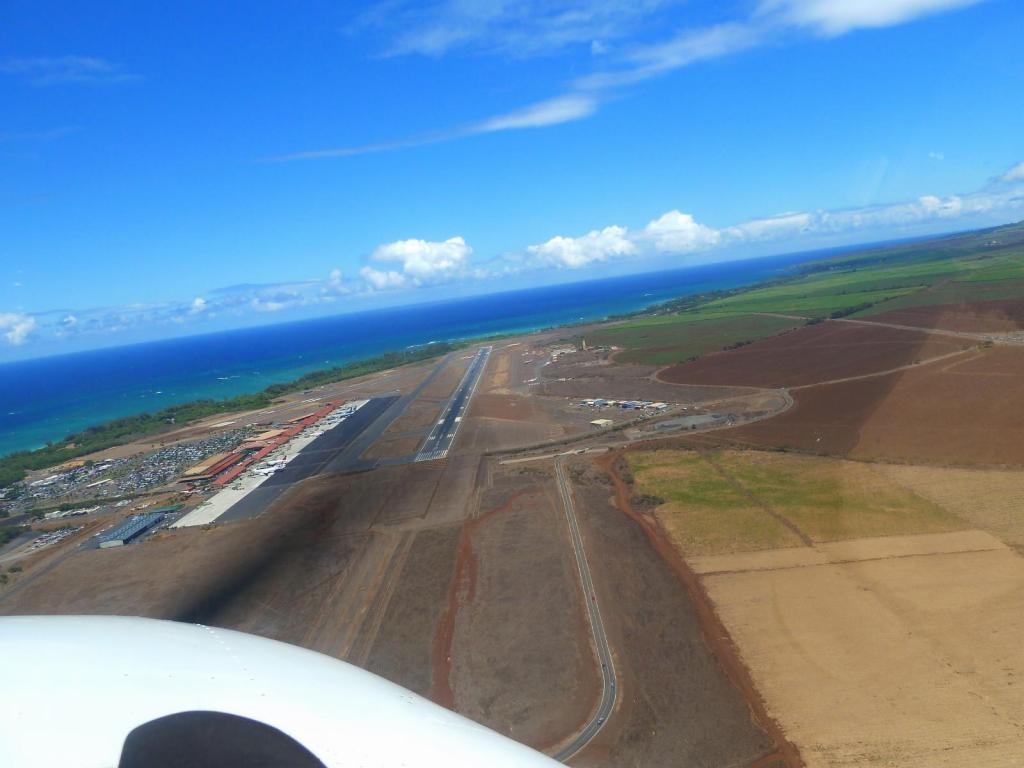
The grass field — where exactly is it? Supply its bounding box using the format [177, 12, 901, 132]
[589, 313, 802, 365]
[612, 222, 1024, 355]
[628, 449, 964, 556]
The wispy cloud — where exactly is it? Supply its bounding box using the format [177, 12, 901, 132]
[0, 56, 139, 86]
[287, 0, 987, 161]
[757, 0, 986, 37]
[350, 0, 679, 59]
[267, 94, 597, 161]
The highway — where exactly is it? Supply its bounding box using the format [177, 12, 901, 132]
[416, 346, 492, 462]
[552, 456, 617, 763]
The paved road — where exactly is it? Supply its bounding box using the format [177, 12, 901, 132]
[552, 456, 616, 763]
[416, 346, 492, 462]
[217, 396, 398, 523]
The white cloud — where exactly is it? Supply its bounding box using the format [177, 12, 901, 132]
[188, 297, 207, 314]
[354, 1, 677, 59]
[0, 313, 36, 345]
[372, 235, 472, 281]
[1000, 162, 1024, 183]
[929, 151, 945, 161]
[724, 211, 814, 242]
[758, 0, 986, 37]
[528, 225, 636, 268]
[473, 94, 598, 133]
[519, 158, 1024, 270]
[360, 266, 408, 290]
[269, 95, 597, 161]
[0, 56, 138, 86]
[641, 210, 721, 252]
[328, 268, 343, 287]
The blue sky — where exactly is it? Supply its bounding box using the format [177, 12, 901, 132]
[2, 0, 1023, 360]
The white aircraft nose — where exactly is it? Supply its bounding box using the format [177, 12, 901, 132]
[0, 616, 561, 768]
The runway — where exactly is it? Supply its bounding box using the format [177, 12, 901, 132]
[416, 346, 491, 462]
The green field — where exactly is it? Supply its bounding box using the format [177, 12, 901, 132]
[596, 222, 1024, 365]
[628, 449, 964, 556]
[589, 313, 803, 365]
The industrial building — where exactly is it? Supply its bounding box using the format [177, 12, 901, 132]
[98, 512, 165, 549]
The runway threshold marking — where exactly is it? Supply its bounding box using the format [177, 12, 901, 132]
[552, 455, 617, 762]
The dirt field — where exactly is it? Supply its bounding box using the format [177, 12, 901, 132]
[869, 297, 1024, 332]
[383, 400, 442, 436]
[362, 435, 423, 460]
[725, 345, 1024, 465]
[879, 464, 1024, 550]
[659, 321, 967, 388]
[703, 533, 1024, 767]
[418, 354, 472, 400]
[570, 458, 780, 768]
[448, 468, 599, 752]
[540, 356, 749, 404]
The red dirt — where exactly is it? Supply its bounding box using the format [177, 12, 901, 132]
[658, 321, 965, 388]
[596, 452, 804, 768]
[726, 345, 1024, 465]
[870, 298, 1024, 333]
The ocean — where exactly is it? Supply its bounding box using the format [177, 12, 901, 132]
[0, 252, 815, 457]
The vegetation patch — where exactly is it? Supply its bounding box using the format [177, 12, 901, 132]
[629, 449, 965, 556]
[589, 313, 802, 365]
[628, 450, 803, 555]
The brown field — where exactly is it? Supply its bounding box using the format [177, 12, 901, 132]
[469, 393, 546, 421]
[539, 359, 747, 404]
[449, 470, 598, 751]
[659, 321, 967, 388]
[869, 297, 1024, 332]
[879, 464, 1024, 550]
[454, 416, 563, 454]
[703, 534, 1024, 768]
[617, 446, 1024, 767]
[726, 345, 1024, 465]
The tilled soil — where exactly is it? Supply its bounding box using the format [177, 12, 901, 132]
[659, 321, 965, 388]
[726, 346, 1024, 465]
